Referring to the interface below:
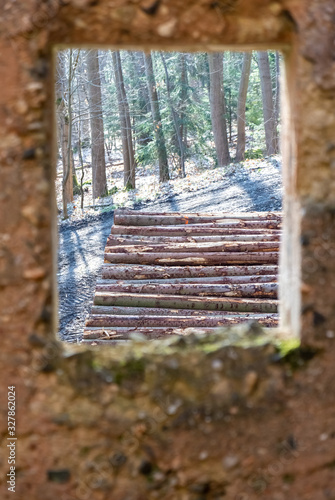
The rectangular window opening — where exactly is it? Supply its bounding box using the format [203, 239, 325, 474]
[55, 48, 284, 346]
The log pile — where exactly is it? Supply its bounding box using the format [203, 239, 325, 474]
[83, 209, 282, 344]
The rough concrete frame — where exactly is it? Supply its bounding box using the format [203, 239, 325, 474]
[1, 1, 335, 499]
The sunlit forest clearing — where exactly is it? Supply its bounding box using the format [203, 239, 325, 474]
[55, 49, 281, 222]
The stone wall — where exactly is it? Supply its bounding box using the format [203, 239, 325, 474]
[0, 1, 335, 499]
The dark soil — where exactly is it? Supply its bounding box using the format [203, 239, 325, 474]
[57, 159, 282, 343]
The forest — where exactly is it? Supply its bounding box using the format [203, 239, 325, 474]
[56, 50, 281, 220]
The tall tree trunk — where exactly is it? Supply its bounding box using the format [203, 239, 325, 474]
[129, 52, 151, 114]
[160, 53, 185, 178]
[135, 52, 151, 115]
[112, 51, 136, 189]
[56, 53, 73, 219]
[144, 52, 170, 182]
[179, 53, 188, 159]
[65, 50, 74, 213]
[257, 51, 277, 156]
[76, 80, 85, 210]
[72, 149, 80, 195]
[128, 51, 151, 148]
[74, 53, 89, 210]
[208, 53, 230, 167]
[77, 82, 91, 148]
[227, 88, 232, 142]
[236, 52, 252, 162]
[77, 123, 85, 210]
[86, 50, 108, 198]
[79, 80, 90, 145]
[274, 51, 280, 152]
[112, 51, 130, 186]
[58, 109, 73, 211]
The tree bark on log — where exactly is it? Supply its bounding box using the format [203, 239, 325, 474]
[110, 225, 282, 237]
[106, 234, 281, 246]
[104, 251, 279, 265]
[95, 282, 278, 298]
[104, 241, 279, 254]
[101, 264, 278, 280]
[85, 314, 278, 328]
[90, 305, 277, 317]
[94, 292, 278, 313]
[113, 212, 282, 226]
[112, 218, 281, 230]
[115, 209, 282, 219]
[97, 275, 277, 286]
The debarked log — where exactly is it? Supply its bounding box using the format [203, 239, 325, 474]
[94, 292, 278, 313]
[104, 251, 279, 265]
[114, 213, 282, 226]
[106, 233, 281, 246]
[95, 282, 278, 298]
[110, 225, 281, 236]
[85, 313, 278, 328]
[101, 264, 278, 280]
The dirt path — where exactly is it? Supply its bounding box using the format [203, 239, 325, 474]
[58, 160, 282, 342]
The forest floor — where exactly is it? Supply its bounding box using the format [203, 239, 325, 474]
[57, 155, 282, 343]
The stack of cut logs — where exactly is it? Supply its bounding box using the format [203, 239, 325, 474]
[83, 209, 282, 344]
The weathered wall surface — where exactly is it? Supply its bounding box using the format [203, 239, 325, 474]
[0, 0, 335, 499]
